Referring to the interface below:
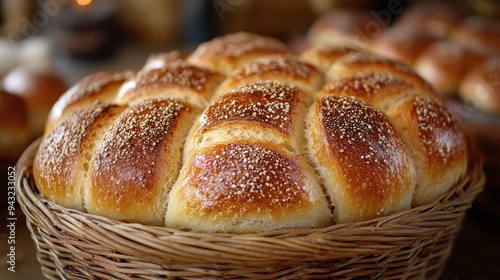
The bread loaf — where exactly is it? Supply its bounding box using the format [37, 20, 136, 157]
[34, 32, 468, 233]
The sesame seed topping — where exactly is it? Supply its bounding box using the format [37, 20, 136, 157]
[93, 99, 188, 190]
[191, 32, 291, 58]
[185, 142, 310, 216]
[198, 81, 299, 134]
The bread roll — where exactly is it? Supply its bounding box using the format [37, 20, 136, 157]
[0, 90, 29, 159]
[317, 71, 433, 110]
[300, 44, 363, 73]
[414, 40, 493, 96]
[328, 51, 439, 99]
[187, 32, 292, 75]
[451, 16, 500, 54]
[34, 103, 126, 211]
[394, 3, 463, 38]
[34, 32, 468, 233]
[306, 9, 377, 47]
[2, 67, 68, 137]
[459, 57, 500, 114]
[385, 96, 468, 206]
[166, 140, 332, 233]
[370, 26, 438, 65]
[185, 81, 310, 158]
[117, 60, 224, 108]
[213, 55, 323, 100]
[86, 99, 198, 225]
[307, 95, 415, 223]
[46, 71, 134, 133]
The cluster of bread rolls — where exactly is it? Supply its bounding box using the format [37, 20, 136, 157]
[309, 3, 500, 114]
[34, 32, 467, 233]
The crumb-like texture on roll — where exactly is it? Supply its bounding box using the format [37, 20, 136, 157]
[34, 32, 468, 233]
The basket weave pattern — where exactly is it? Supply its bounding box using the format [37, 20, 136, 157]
[16, 138, 484, 279]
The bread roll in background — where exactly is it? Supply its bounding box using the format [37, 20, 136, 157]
[414, 40, 493, 96]
[2, 67, 68, 137]
[459, 57, 500, 115]
[0, 89, 29, 159]
[451, 16, 500, 55]
[300, 44, 363, 73]
[33, 32, 469, 233]
[306, 9, 379, 47]
[370, 26, 438, 65]
[394, 3, 463, 39]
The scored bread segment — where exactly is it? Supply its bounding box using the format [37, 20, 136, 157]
[34, 102, 126, 211]
[385, 96, 467, 206]
[213, 55, 323, 100]
[116, 61, 225, 108]
[166, 141, 332, 233]
[46, 71, 134, 134]
[307, 95, 416, 224]
[86, 99, 198, 225]
[187, 32, 293, 75]
[184, 80, 310, 158]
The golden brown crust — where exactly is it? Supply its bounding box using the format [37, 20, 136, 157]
[87, 99, 196, 225]
[459, 57, 500, 114]
[166, 141, 332, 233]
[414, 40, 493, 96]
[117, 61, 224, 108]
[308, 95, 415, 223]
[33, 33, 471, 232]
[329, 52, 441, 100]
[187, 32, 292, 75]
[300, 44, 363, 73]
[319, 71, 421, 110]
[34, 102, 125, 210]
[46, 71, 133, 133]
[370, 26, 438, 65]
[385, 96, 467, 206]
[143, 50, 187, 71]
[214, 55, 323, 98]
[186, 81, 309, 156]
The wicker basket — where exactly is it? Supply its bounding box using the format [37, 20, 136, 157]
[16, 137, 485, 280]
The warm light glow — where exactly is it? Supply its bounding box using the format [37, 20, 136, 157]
[76, 0, 93, 6]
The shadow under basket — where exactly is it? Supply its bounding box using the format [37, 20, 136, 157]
[16, 138, 485, 280]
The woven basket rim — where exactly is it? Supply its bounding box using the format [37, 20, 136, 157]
[15, 137, 486, 266]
